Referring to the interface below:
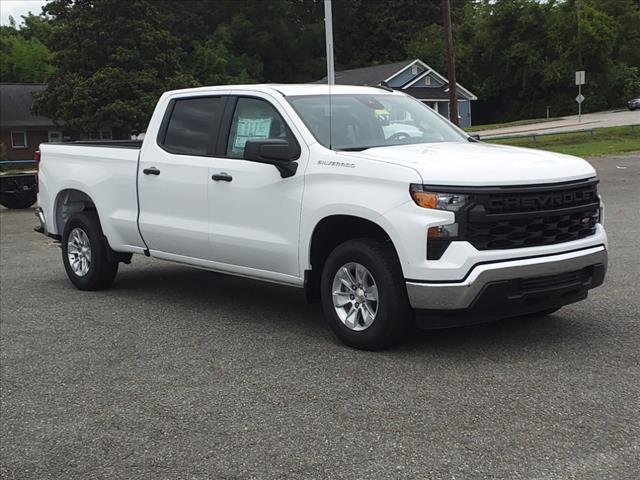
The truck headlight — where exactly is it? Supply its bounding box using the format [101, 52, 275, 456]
[409, 185, 470, 211]
[410, 185, 470, 259]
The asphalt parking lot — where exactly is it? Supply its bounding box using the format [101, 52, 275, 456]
[1, 153, 639, 479]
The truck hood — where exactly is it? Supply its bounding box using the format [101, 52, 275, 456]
[345, 142, 597, 186]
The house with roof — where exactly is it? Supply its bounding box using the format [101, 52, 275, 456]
[0, 84, 115, 161]
[316, 59, 477, 128]
[0, 83, 63, 161]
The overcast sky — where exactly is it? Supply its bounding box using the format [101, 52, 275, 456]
[1, 0, 48, 26]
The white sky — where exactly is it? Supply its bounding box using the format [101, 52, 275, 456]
[1, 0, 48, 26]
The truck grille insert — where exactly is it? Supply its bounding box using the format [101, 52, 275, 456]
[463, 180, 599, 251]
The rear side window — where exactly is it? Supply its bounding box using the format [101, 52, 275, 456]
[162, 97, 223, 155]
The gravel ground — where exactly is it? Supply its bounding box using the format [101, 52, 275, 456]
[1, 153, 639, 479]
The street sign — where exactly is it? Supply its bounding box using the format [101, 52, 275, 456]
[575, 70, 585, 85]
[576, 94, 585, 103]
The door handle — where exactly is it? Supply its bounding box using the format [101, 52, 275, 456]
[143, 167, 160, 176]
[212, 173, 233, 182]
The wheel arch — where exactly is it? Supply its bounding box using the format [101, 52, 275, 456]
[305, 214, 401, 303]
[53, 188, 101, 237]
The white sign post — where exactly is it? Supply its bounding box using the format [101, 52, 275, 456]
[575, 70, 585, 122]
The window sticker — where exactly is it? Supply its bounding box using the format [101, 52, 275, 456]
[232, 117, 273, 152]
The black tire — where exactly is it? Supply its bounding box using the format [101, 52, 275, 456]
[0, 193, 36, 209]
[61, 211, 118, 290]
[320, 238, 413, 350]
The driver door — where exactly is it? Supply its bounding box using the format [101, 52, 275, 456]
[206, 95, 307, 279]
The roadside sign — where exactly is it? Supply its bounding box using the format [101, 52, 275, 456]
[575, 70, 585, 85]
[576, 94, 585, 103]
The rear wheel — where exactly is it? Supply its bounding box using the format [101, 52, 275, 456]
[61, 211, 118, 290]
[320, 238, 412, 350]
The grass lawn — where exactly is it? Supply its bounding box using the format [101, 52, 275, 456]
[486, 125, 640, 157]
[465, 117, 561, 132]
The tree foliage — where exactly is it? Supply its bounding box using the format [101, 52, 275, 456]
[0, 14, 54, 83]
[34, 0, 196, 134]
[0, 0, 635, 129]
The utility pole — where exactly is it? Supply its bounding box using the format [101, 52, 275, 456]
[576, 0, 582, 68]
[324, 0, 335, 85]
[442, 0, 458, 126]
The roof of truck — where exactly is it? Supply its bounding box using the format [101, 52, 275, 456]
[163, 84, 403, 98]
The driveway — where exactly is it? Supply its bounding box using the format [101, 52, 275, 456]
[1, 153, 639, 479]
[480, 109, 640, 138]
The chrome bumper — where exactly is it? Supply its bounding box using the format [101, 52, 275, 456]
[406, 246, 607, 310]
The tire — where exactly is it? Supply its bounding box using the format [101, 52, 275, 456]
[320, 238, 413, 350]
[0, 193, 36, 209]
[61, 211, 118, 290]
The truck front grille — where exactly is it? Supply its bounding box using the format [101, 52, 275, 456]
[463, 179, 600, 251]
[467, 207, 599, 250]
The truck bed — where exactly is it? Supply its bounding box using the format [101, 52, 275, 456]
[38, 142, 145, 251]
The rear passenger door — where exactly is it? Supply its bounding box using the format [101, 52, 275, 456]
[138, 95, 226, 260]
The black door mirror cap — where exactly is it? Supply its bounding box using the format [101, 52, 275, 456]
[244, 139, 300, 178]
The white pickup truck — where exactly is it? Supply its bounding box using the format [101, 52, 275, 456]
[35, 84, 607, 349]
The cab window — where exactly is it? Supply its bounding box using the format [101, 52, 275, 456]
[226, 97, 296, 158]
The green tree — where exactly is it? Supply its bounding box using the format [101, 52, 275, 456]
[190, 25, 262, 85]
[35, 0, 196, 135]
[0, 14, 54, 83]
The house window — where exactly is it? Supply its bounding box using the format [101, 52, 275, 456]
[48, 131, 62, 143]
[411, 64, 418, 75]
[424, 76, 432, 86]
[11, 131, 27, 148]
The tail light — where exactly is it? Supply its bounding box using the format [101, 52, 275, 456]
[34, 149, 41, 193]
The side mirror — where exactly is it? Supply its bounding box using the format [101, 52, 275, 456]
[468, 134, 481, 142]
[244, 139, 300, 178]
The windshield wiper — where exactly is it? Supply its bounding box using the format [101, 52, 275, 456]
[337, 146, 373, 151]
[338, 144, 404, 152]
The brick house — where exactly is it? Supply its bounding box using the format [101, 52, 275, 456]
[0, 83, 115, 161]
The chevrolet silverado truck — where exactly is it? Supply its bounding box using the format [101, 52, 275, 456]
[35, 85, 607, 349]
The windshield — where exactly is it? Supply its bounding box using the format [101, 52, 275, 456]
[287, 94, 467, 151]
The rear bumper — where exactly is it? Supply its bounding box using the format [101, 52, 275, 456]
[34, 206, 59, 240]
[406, 245, 607, 319]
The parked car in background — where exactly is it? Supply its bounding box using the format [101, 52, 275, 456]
[35, 85, 608, 350]
[0, 160, 37, 209]
[628, 97, 640, 111]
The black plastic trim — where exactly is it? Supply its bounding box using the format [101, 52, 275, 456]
[69, 140, 143, 149]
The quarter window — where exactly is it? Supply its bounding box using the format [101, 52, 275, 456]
[226, 98, 296, 158]
[163, 97, 223, 155]
[11, 131, 27, 148]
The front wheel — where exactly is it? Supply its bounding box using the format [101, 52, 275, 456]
[61, 211, 118, 290]
[320, 238, 413, 350]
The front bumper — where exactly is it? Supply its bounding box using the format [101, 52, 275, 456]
[406, 245, 607, 318]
